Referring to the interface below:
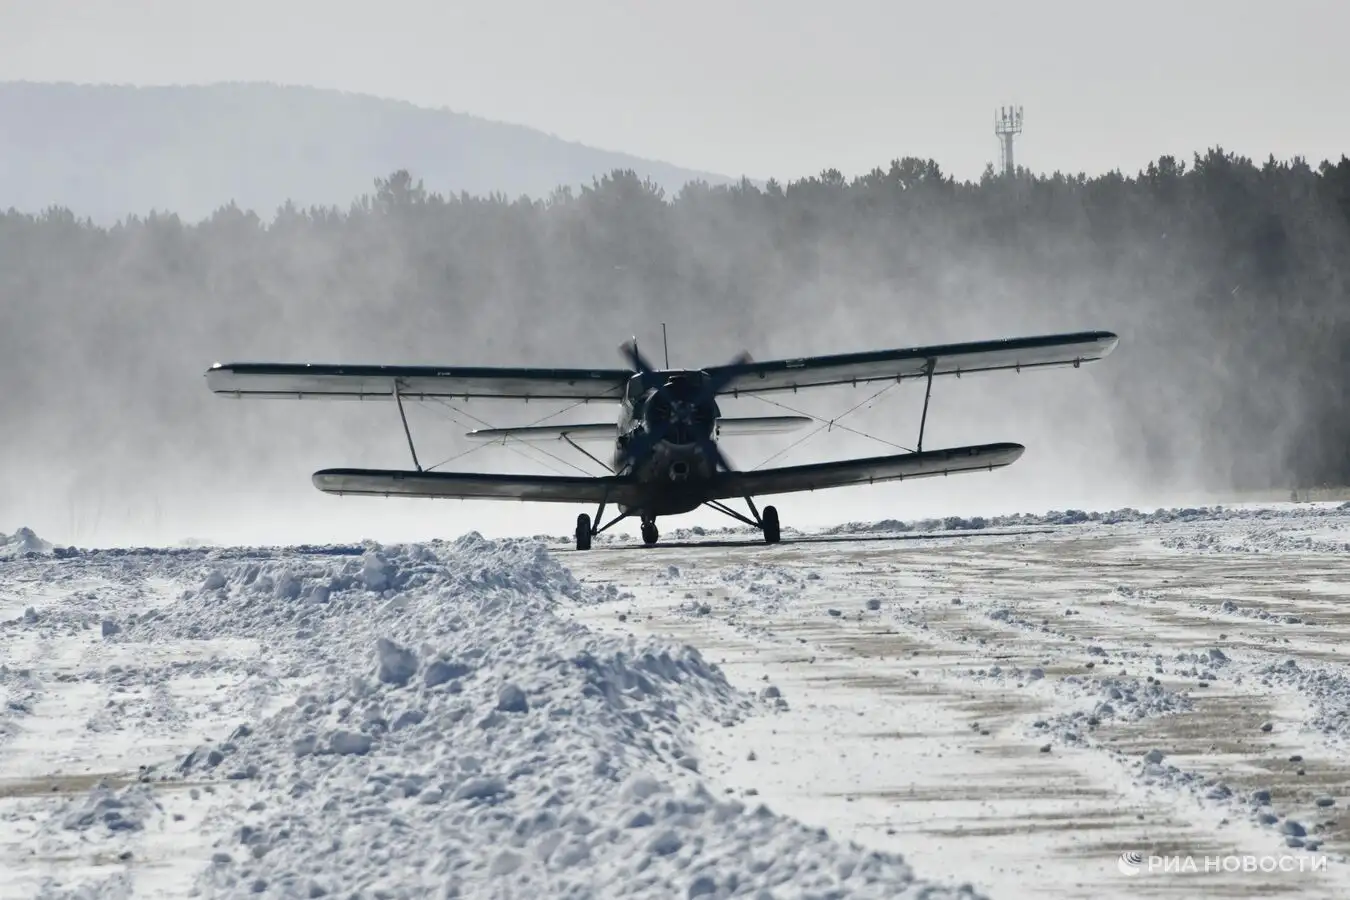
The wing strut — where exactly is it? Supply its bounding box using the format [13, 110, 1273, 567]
[586, 497, 632, 537]
[702, 496, 765, 529]
[393, 379, 422, 472]
[916, 358, 935, 453]
[562, 433, 615, 474]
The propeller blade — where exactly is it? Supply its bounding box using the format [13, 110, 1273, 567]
[620, 338, 672, 400]
[619, 339, 658, 375]
[701, 437, 735, 473]
[704, 349, 754, 396]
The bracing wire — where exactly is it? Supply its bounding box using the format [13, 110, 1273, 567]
[746, 381, 912, 470]
[417, 395, 599, 476]
[399, 375, 910, 480]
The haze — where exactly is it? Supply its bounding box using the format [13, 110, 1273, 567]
[1, 1, 1347, 550]
[4, 0, 1346, 182]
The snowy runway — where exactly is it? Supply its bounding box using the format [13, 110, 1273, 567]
[561, 507, 1350, 898]
[2, 505, 1349, 898]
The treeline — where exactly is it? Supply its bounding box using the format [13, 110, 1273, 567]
[2, 148, 1349, 498]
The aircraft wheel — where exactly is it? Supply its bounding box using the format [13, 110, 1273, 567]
[575, 513, 592, 551]
[762, 505, 781, 544]
[641, 520, 659, 546]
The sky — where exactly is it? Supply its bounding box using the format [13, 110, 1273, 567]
[2, 0, 1346, 184]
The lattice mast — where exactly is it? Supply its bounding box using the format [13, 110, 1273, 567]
[994, 106, 1024, 177]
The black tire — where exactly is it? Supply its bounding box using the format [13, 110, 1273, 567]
[575, 513, 592, 551]
[641, 520, 659, 546]
[762, 505, 781, 544]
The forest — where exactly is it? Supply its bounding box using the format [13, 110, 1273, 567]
[3, 147, 1349, 514]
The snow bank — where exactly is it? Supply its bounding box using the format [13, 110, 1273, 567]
[1162, 526, 1350, 554]
[1198, 598, 1314, 625]
[1027, 672, 1196, 748]
[1257, 658, 1350, 742]
[0, 526, 52, 558]
[112, 534, 985, 899]
[824, 503, 1350, 537]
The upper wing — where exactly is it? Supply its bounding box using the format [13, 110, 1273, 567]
[705, 330, 1118, 396]
[311, 468, 644, 505]
[705, 442, 1024, 500]
[206, 362, 632, 401]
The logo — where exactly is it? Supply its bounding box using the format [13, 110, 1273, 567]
[1115, 851, 1327, 877]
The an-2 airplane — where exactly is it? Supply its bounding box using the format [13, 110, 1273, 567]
[205, 329, 1118, 550]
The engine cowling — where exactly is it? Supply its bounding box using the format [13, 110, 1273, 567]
[641, 375, 718, 445]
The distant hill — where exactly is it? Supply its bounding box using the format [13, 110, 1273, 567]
[0, 81, 739, 223]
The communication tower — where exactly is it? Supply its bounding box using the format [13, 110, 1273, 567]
[994, 106, 1024, 177]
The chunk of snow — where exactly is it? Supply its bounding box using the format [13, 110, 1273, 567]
[375, 637, 417, 686]
[0, 526, 52, 558]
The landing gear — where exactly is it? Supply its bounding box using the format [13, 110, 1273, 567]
[574, 501, 775, 550]
[575, 513, 592, 551]
[762, 505, 780, 544]
[572, 500, 633, 551]
[701, 496, 783, 545]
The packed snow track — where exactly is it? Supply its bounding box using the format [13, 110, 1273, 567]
[560, 504, 1350, 899]
[1, 503, 1348, 898]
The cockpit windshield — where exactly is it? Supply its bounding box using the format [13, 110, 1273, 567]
[623, 375, 647, 406]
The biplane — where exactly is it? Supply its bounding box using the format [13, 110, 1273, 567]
[205, 329, 1118, 549]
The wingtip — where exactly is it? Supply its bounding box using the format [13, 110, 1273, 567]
[991, 441, 1027, 459]
[312, 467, 377, 493]
[983, 441, 1027, 464]
[204, 365, 230, 392]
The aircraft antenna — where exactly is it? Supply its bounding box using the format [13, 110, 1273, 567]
[994, 105, 1023, 177]
[661, 323, 670, 368]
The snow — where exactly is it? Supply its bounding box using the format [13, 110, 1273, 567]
[1, 526, 53, 559]
[560, 502, 1350, 899]
[1, 530, 984, 899]
[3, 502, 1350, 897]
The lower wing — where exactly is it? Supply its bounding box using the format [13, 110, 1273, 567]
[312, 469, 644, 506]
[311, 442, 1022, 506]
[704, 442, 1024, 500]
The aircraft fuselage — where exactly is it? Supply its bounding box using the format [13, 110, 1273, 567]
[611, 370, 724, 518]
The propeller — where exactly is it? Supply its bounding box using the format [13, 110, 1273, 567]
[681, 347, 755, 477]
[616, 339, 754, 475]
[619, 337, 665, 395]
[616, 338, 678, 470]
